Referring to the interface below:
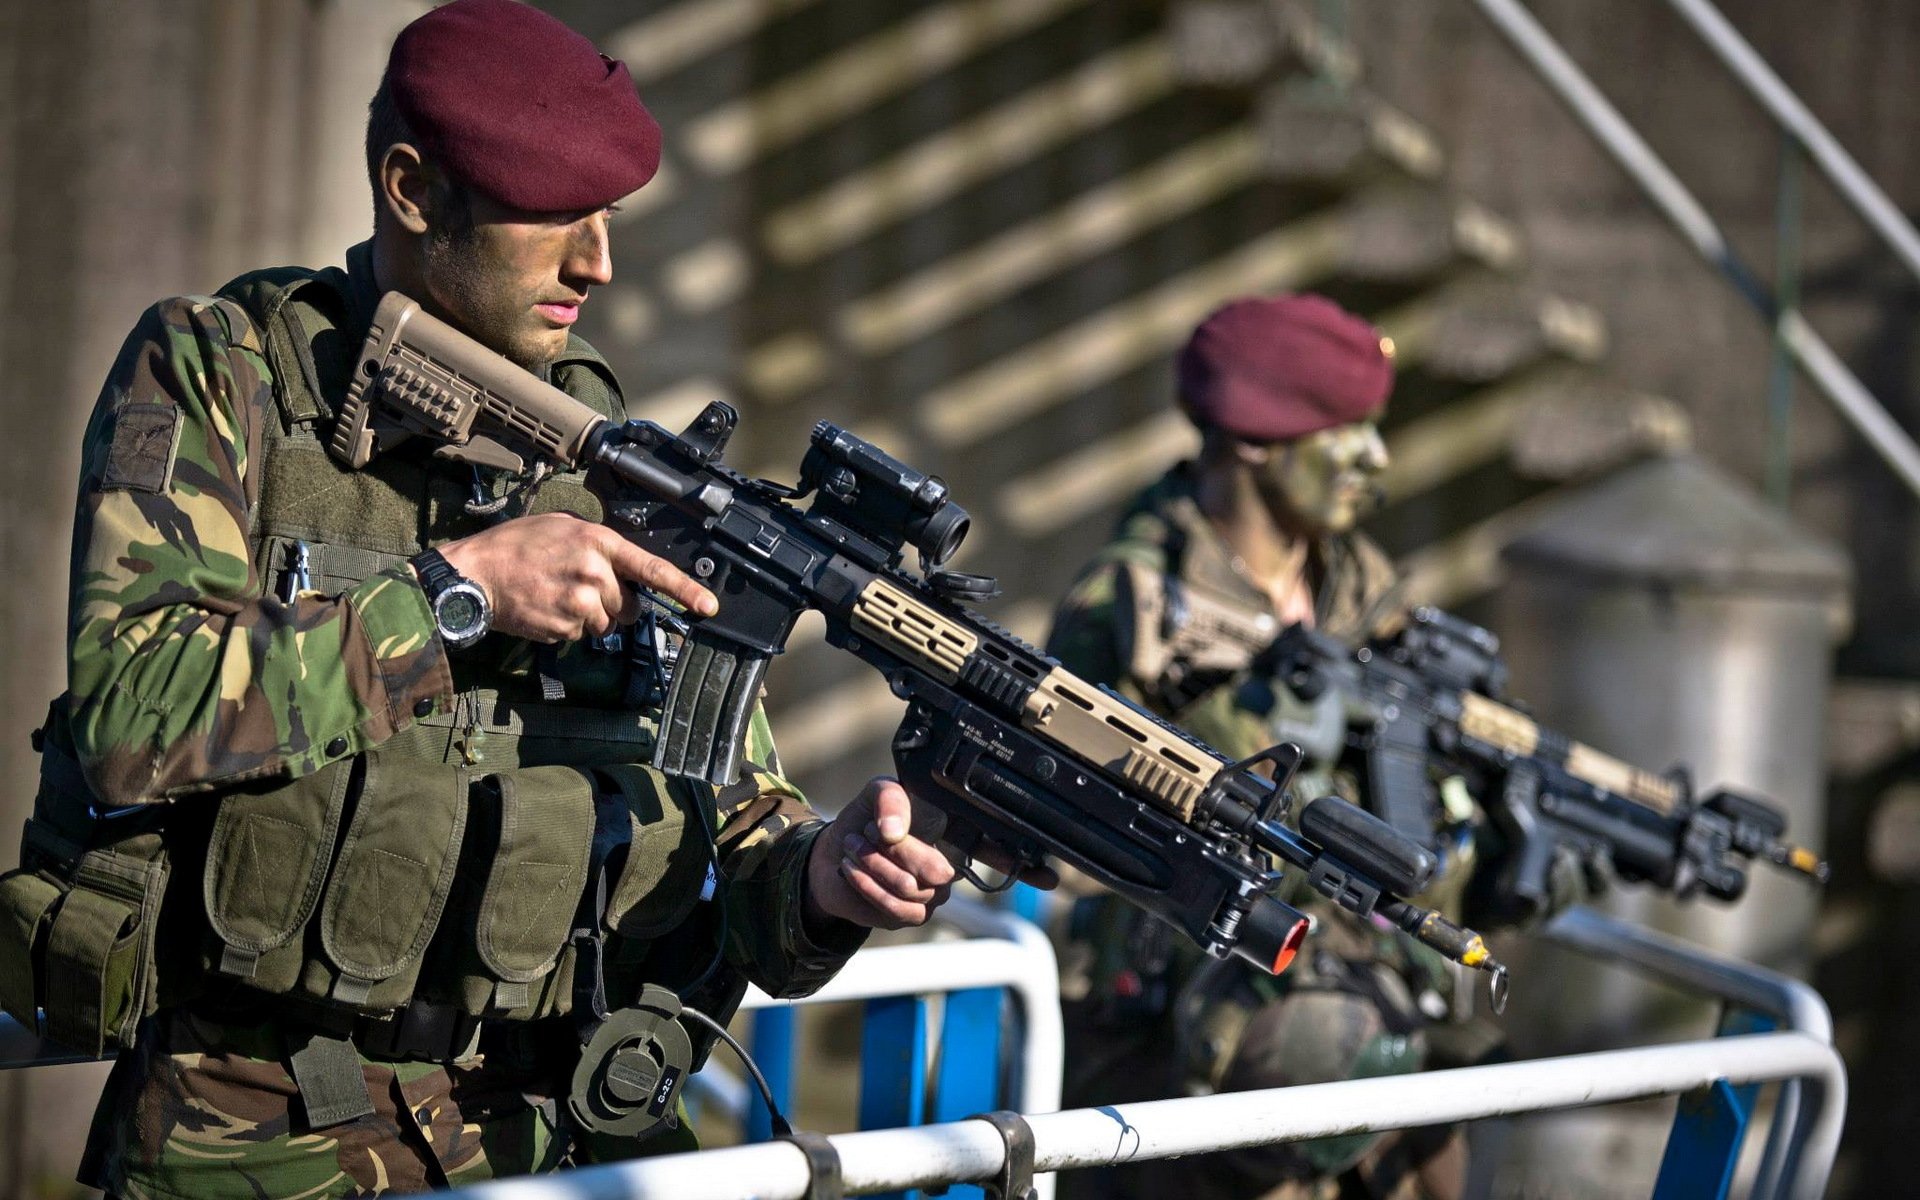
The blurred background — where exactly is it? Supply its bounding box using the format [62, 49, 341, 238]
[1, 0, 1915, 1195]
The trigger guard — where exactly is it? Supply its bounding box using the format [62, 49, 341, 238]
[958, 858, 1021, 894]
[937, 824, 1038, 895]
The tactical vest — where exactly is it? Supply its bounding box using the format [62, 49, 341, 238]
[1, 265, 717, 1064]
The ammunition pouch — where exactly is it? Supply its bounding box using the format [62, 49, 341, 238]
[0, 819, 166, 1057]
[2, 717, 717, 1063]
[199, 754, 710, 1026]
[204, 750, 474, 1012]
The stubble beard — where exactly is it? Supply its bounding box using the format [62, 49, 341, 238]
[423, 227, 558, 371]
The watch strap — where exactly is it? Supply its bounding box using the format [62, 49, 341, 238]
[411, 547, 461, 597]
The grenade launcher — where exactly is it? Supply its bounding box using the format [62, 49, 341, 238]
[334, 293, 1508, 992]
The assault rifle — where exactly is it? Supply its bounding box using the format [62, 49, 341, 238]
[334, 293, 1508, 995]
[1257, 607, 1829, 923]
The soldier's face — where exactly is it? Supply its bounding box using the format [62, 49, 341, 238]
[1252, 421, 1389, 535]
[420, 191, 616, 369]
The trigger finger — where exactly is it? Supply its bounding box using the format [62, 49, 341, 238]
[969, 839, 1032, 878]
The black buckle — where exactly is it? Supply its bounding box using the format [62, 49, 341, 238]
[356, 1000, 479, 1062]
[971, 1110, 1038, 1200]
[778, 1130, 844, 1200]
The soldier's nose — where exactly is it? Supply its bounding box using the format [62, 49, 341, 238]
[566, 213, 614, 288]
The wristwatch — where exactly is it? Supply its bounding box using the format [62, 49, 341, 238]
[411, 548, 492, 650]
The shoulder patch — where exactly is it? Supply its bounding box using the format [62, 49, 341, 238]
[100, 401, 182, 493]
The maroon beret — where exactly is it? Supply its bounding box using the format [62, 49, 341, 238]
[387, 0, 662, 213]
[1177, 294, 1393, 441]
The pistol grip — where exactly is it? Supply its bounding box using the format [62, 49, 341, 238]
[1490, 767, 1555, 922]
[653, 631, 769, 787]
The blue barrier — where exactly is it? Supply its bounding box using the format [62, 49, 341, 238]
[744, 1006, 797, 1143]
[1651, 1008, 1775, 1200]
[742, 986, 1010, 1200]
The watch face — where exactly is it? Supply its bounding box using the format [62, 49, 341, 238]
[436, 585, 487, 640]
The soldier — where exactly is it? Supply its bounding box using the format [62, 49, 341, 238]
[1, 3, 981, 1196]
[1048, 294, 1483, 1200]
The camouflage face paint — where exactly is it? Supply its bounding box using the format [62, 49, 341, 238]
[1254, 421, 1389, 535]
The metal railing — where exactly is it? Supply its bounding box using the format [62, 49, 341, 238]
[0, 905, 1839, 1198]
[1539, 908, 1841, 1200]
[433, 906, 1840, 1200]
[1468, 0, 1920, 503]
[0, 897, 1064, 1200]
[436, 1035, 1838, 1200]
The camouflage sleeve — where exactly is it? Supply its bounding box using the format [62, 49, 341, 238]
[64, 297, 453, 807]
[1044, 560, 1152, 705]
[711, 703, 865, 998]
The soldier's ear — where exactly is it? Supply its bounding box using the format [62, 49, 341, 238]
[377, 144, 433, 236]
[1231, 438, 1273, 468]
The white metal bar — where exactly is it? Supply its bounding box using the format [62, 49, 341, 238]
[1468, 0, 1920, 501]
[436, 1031, 1842, 1200]
[1542, 906, 1837, 1200]
[1663, 0, 1920, 285]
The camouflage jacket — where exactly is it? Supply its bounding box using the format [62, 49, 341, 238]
[58, 246, 862, 1196]
[1047, 462, 1406, 719]
[61, 241, 857, 989]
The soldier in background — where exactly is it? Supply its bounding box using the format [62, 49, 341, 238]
[1048, 294, 1482, 1200]
[2, 3, 973, 1196]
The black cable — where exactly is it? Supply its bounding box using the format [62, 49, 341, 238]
[681, 1004, 794, 1137]
[679, 784, 729, 995]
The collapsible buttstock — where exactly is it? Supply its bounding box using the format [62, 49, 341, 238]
[653, 632, 769, 787]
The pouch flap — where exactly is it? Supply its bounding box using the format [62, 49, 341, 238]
[319, 754, 468, 991]
[475, 766, 594, 982]
[205, 759, 353, 960]
[601, 764, 713, 942]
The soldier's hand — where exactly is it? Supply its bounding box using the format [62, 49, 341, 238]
[805, 778, 1059, 932]
[435, 512, 717, 642]
[806, 778, 959, 931]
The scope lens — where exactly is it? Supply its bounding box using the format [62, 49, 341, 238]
[917, 503, 969, 568]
